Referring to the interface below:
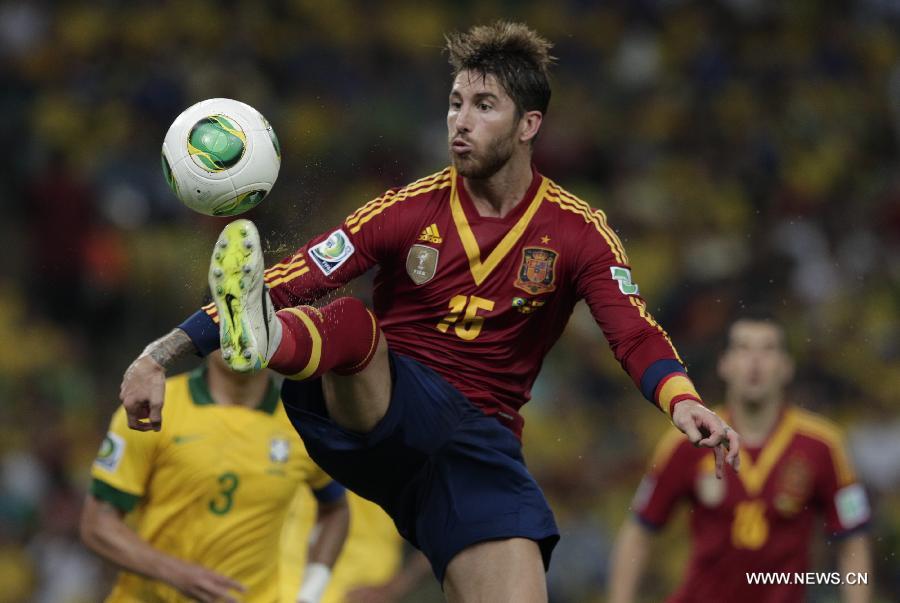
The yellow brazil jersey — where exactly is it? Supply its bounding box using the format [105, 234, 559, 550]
[90, 367, 338, 603]
[280, 491, 403, 603]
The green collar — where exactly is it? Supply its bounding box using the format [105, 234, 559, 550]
[187, 365, 279, 414]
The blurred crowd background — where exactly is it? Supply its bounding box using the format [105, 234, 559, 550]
[1, 0, 898, 601]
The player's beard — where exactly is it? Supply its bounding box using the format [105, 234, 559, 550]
[450, 125, 517, 179]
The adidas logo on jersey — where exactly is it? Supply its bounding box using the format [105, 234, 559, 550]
[418, 224, 443, 244]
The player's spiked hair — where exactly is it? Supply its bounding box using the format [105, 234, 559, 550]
[445, 21, 554, 117]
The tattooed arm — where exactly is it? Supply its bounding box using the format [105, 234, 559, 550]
[120, 329, 198, 431]
[143, 329, 197, 368]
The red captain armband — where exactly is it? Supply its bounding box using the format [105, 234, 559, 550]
[654, 374, 704, 418]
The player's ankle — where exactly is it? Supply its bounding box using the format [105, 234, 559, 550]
[263, 309, 283, 365]
[267, 311, 308, 375]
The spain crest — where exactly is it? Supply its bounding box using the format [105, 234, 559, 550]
[514, 247, 558, 295]
[773, 455, 813, 516]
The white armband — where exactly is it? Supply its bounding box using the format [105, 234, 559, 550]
[296, 562, 331, 603]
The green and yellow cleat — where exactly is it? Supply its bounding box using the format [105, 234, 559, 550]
[208, 219, 282, 373]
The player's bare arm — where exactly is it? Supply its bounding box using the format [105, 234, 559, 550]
[608, 517, 654, 603]
[345, 550, 431, 603]
[838, 533, 872, 603]
[297, 496, 351, 603]
[307, 497, 350, 567]
[120, 328, 195, 432]
[80, 495, 244, 603]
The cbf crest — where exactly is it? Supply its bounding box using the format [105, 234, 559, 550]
[514, 248, 558, 295]
[269, 437, 290, 463]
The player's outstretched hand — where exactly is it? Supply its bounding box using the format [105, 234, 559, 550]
[672, 400, 741, 479]
[169, 560, 245, 603]
[120, 354, 166, 432]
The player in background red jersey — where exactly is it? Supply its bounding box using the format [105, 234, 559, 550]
[120, 23, 740, 602]
[609, 312, 872, 603]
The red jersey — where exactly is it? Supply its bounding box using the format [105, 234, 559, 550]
[193, 166, 687, 436]
[634, 406, 870, 603]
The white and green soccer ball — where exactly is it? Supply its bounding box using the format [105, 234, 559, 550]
[161, 98, 281, 216]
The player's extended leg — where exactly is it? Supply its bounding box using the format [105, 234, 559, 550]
[269, 300, 391, 433]
[209, 219, 390, 433]
[443, 538, 548, 603]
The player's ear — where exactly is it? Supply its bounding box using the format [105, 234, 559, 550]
[519, 110, 543, 143]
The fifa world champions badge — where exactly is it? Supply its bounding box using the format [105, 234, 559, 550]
[406, 244, 439, 285]
[514, 247, 558, 295]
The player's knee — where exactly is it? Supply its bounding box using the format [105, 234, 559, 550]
[323, 297, 382, 376]
[444, 538, 547, 602]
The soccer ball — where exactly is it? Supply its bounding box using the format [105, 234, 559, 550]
[161, 98, 281, 216]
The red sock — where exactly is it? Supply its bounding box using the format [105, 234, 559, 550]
[268, 297, 381, 379]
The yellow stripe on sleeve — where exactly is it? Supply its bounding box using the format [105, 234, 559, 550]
[264, 253, 305, 280]
[793, 410, 856, 486]
[656, 375, 701, 415]
[594, 207, 629, 263]
[348, 178, 452, 234]
[265, 262, 304, 279]
[266, 259, 306, 277]
[628, 297, 683, 363]
[544, 188, 626, 264]
[345, 169, 451, 229]
[345, 169, 447, 225]
[267, 266, 310, 289]
[550, 186, 629, 263]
